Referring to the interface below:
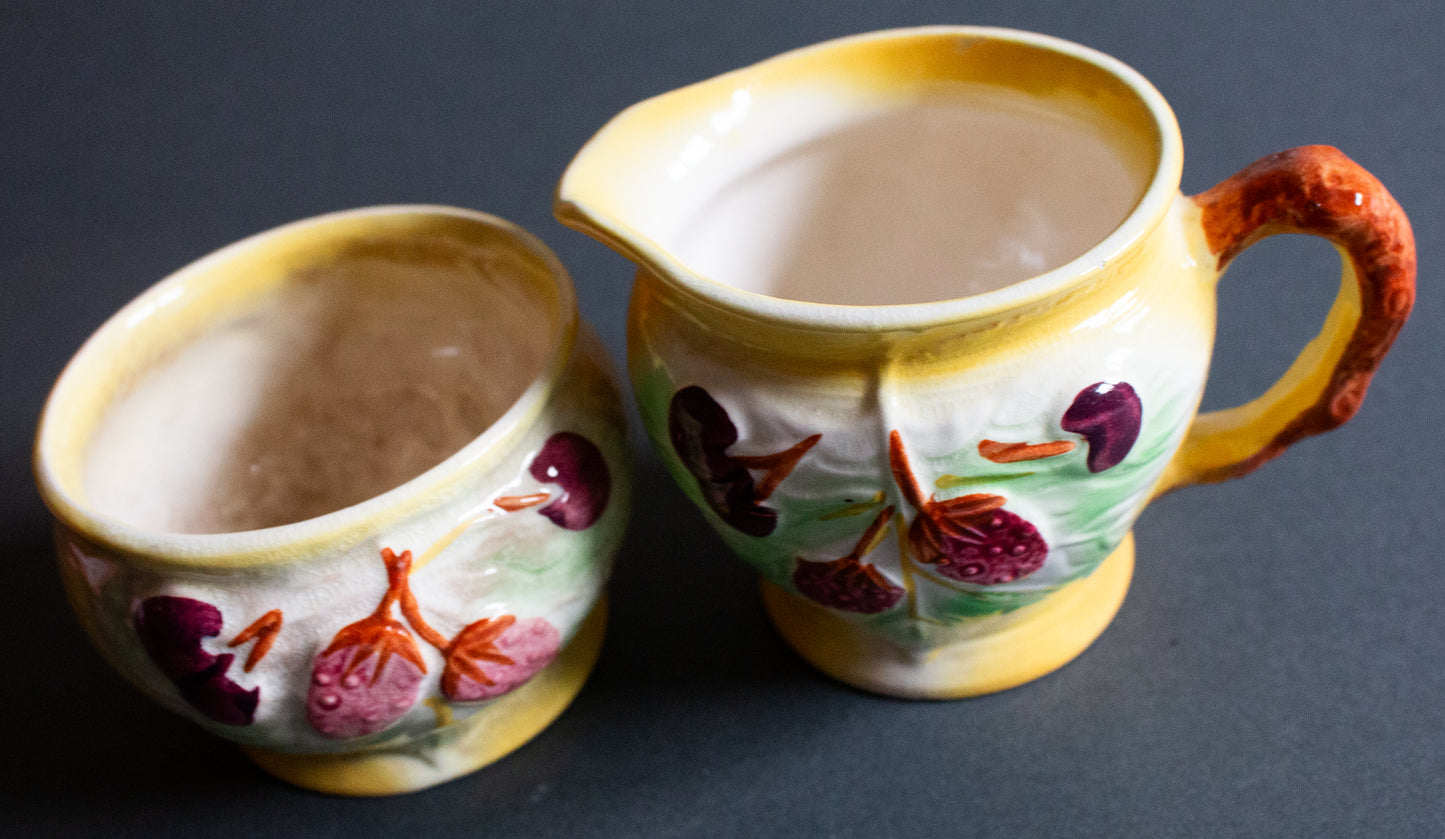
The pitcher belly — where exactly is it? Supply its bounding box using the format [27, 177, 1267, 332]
[627, 266, 1211, 650]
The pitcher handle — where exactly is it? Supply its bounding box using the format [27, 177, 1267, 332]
[1154, 145, 1415, 495]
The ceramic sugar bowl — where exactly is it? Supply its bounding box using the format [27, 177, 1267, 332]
[34, 207, 631, 794]
[556, 27, 1415, 698]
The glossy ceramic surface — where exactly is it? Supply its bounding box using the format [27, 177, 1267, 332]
[556, 27, 1414, 698]
[34, 207, 632, 794]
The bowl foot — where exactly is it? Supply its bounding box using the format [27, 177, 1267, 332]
[243, 598, 607, 795]
[762, 533, 1134, 699]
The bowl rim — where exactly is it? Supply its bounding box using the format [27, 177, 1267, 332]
[33, 204, 580, 569]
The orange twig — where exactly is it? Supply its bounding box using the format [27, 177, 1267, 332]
[229, 609, 284, 673]
[977, 439, 1076, 463]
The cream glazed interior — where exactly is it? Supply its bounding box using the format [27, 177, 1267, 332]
[626, 84, 1153, 306]
[82, 233, 554, 534]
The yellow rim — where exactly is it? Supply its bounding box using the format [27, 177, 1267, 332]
[557, 26, 1184, 332]
[34, 206, 579, 570]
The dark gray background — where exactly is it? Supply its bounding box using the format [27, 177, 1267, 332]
[4, 2, 1441, 836]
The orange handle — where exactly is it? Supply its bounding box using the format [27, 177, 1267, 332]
[1156, 146, 1415, 493]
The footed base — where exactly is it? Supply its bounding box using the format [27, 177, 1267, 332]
[762, 533, 1134, 699]
[244, 598, 607, 796]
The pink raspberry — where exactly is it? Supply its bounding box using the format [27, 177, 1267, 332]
[443, 617, 560, 702]
[306, 619, 426, 740]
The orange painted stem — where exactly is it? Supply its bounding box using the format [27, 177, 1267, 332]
[735, 433, 822, 503]
[229, 609, 284, 673]
[978, 439, 1075, 463]
[493, 492, 550, 511]
[400, 586, 451, 652]
[847, 506, 896, 561]
[888, 430, 928, 511]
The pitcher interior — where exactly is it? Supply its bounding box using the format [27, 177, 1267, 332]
[669, 86, 1151, 305]
[79, 222, 559, 534]
[568, 31, 1166, 308]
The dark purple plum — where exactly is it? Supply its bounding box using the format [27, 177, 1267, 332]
[914, 507, 1048, 584]
[793, 506, 903, 614]
[136, 596, 224, 681]
[1061, 382, 1142, 473]
[668, 385, 769, 535]
[668, 385, 819, 537]
[135, 596, 259, 726]
[530, 432, 610, 531]
[176, 654, 262, 726]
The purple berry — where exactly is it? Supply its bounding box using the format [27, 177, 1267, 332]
[918, 508, 1048, 584]
[793, 557, 904, 613]
[1062, 382, 1142, 472]
[530, 432, 610, 531]
[890, 432, 1049, 586]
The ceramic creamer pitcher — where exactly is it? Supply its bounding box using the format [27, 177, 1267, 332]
[555, 27, 1415, 698]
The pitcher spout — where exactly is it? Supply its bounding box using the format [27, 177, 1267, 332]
[554, 74, 764, 289]
[555, 26, 1176, 330]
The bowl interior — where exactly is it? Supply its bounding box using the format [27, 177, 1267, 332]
[39, 208, 570, 539]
